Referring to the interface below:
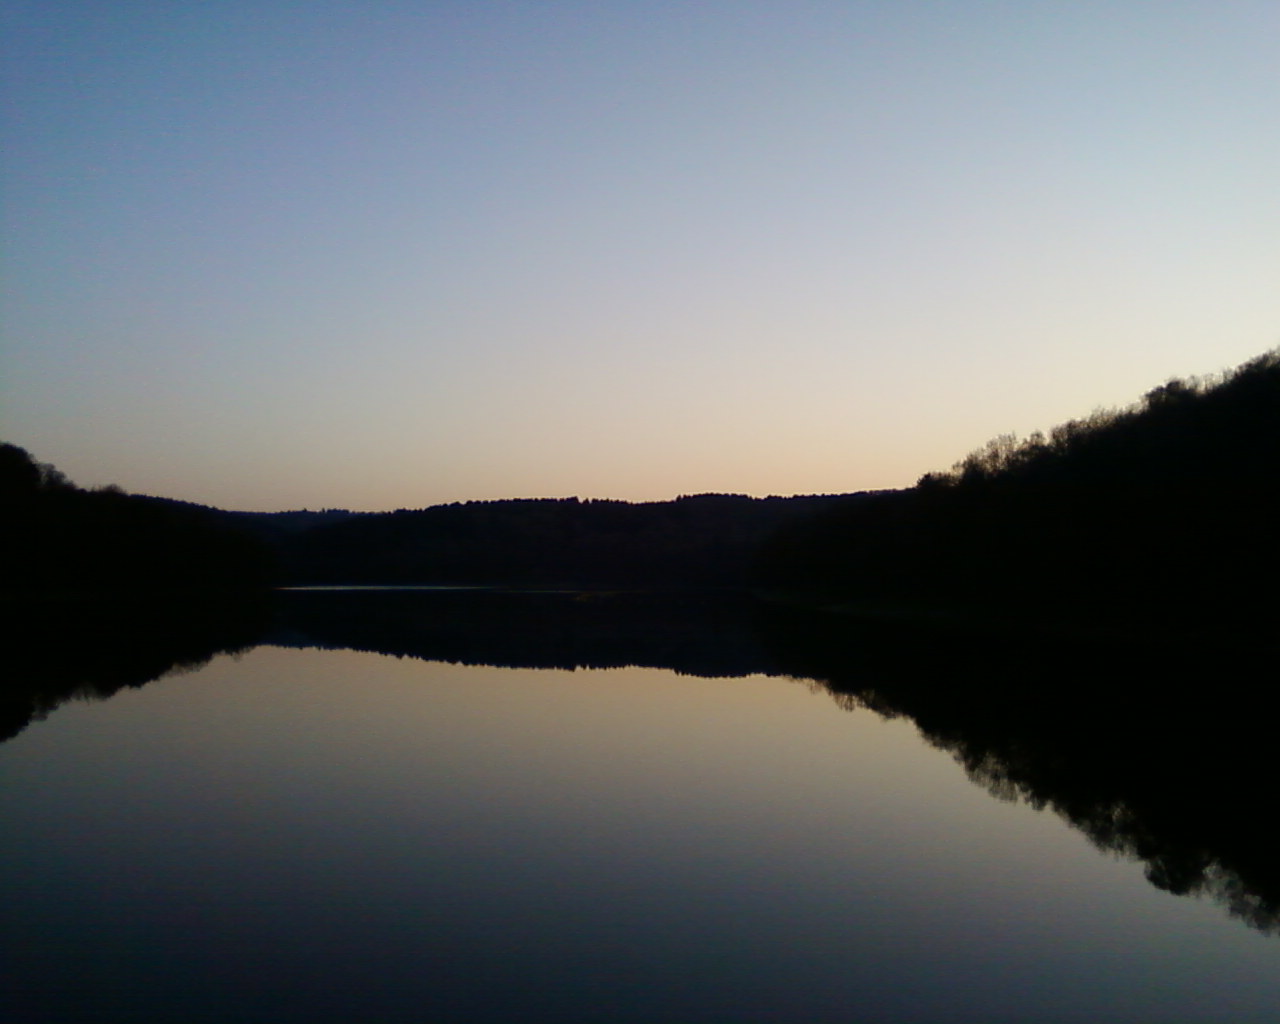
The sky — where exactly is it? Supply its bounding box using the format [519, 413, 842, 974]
[3, 1, 1276, 511]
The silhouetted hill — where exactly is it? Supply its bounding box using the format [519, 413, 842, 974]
[0, 444, 271, 595]
[754, 349, 1280, 636]
[1, 442, 872, 591]
[269, 492, 872, 588]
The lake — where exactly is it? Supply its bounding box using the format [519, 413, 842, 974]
[3, 590, 1278, 1022]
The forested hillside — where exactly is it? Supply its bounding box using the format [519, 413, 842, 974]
[268, 492, 866, 588]
[754, 350, 1280, 635]
[2, 440, 869, 591]
[16, 346, 1273, 608]
[0, 443, 270, 594]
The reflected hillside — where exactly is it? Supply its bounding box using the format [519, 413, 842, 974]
[758, 606, 1280, 934]
[273, 589, 1280, 936]
[271, 587, 784, 678]
[2, 592, 269, 744]
[7, 587, 1277, 935]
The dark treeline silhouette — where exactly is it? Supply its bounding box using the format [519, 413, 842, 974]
[7, 586, 1279, 933]
[262, 492, 866, 588]
[2, 590, 269, 744]
[754, 350, 1280, 636]
[756, 603, 1280, 934]
[1, 443, 271, 595]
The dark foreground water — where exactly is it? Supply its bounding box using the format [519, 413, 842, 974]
[2, 592, 1278, 1022]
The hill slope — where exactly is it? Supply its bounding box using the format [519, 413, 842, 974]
[754, 349, 1280, 635]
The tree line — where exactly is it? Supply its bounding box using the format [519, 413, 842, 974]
[260, 492, 865, 588]
[2, 440, 870, 592]
[8, 346, 1275, 618]
[753, 349, 1280, 636]
[1, 443, 270, 595]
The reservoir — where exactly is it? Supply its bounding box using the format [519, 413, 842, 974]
[3, 590, 1277, 1022]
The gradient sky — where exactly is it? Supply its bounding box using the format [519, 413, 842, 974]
[3, 1, 1276, 511]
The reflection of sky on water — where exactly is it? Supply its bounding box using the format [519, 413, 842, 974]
[3, 645, 1277, 1022]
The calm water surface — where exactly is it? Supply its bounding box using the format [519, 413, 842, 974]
[3, 641, 1278, 1022]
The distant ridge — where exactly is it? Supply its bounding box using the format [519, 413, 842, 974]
[249, 492, 875, 589]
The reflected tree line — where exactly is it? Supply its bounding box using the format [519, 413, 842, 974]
[2, 591, 269, 745]
[6, 588, 1278, 935]
[270, 587, 781, 677]
[760, 604, 1280, 935]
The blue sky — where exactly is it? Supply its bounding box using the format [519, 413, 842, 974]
[3, 1, 1276, 510]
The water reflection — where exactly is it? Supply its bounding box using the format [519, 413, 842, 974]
[758, 605, 1280, 935]
[5, 587, 1278, 936]
[2, 591, 268, 744]
[272, 586, 780, 675]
